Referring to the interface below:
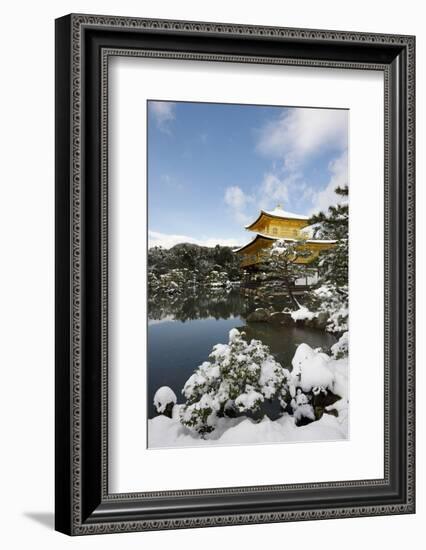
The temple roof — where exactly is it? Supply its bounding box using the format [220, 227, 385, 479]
[263, 206, 309, 220]
[245, 206, 309, 230]
[233, 234, 275, 253]
[234, 233, 336, 253]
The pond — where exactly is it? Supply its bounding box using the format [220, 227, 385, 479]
[147, 288, 337, 419]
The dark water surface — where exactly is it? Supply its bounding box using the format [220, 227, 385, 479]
[147, 289, 336, 418]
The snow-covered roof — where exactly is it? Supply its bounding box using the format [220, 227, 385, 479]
[307, 239, 337, 244]
[233, 234, 336, 253]
[233, 234, 274, 253]
[244, 206, 309, 230]
[262, 207, 309, 221]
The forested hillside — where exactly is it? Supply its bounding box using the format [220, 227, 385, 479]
[148, 243, 241, 281]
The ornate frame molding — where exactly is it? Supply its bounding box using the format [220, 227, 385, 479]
[55, 14, 415, 535]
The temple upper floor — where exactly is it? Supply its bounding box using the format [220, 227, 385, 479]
[245, 205, 311, 239]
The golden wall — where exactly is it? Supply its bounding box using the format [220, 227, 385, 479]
[239, 239, 332, 268]
[249, 217, 307, 239]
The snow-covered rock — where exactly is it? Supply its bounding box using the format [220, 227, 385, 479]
[290, 388, 316, 426]
[291, 306, 316, 322]
[267, 311, 293, 325]
[153, 386, 177, 417]
[313, 284, 348, 333]
[331, 331, 349, 359]
[293, 403, 316, 425]
[289, 307, 329, 329]
[325, 358, 349, 417]
[312, 311, 329, 329]
[291, 343, 335, 394]
[246, 308, 269, 322]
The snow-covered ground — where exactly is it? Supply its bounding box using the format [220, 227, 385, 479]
[148, 355, 348, 450]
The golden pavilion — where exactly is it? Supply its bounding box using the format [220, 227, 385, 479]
[235, 205, 336, 279]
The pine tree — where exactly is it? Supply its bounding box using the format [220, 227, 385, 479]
[309, 185, 349, 332]
[309, 185, 348, 288]
[259, 239, 311, 309]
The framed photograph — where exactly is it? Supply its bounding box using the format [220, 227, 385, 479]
[55, 14, 415, 535]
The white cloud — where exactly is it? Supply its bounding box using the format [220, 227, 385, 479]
[307, 151, 348, 215]
[254, 107, 348, 215]
[149, 101, 175, 134]
[257, 169, 315, 213]
[258, 172, 299, 210]
[160, 108, 347, 236]
[224, 186, 248, 210]
[148, 230, 241, 249]
[256, 108, 348, 166]
[224, 185, 254, 224]
[224, 174, 307, 225]
[301, 184, 315, 202]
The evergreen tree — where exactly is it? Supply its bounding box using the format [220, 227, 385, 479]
[309, 185, 349, 332]
[147, 243, 240, 286]
[309, 185, 348, 288]
[259, 239, 311, 309]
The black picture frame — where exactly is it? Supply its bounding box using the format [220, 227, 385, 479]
[55, 13, 415, 535]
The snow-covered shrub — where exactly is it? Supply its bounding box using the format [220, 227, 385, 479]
[149, 268, 195, 295]
[289, 343, 348, 424]
[235, 387, 265, 412]
[180, 394, 221, 435]
[147, 271, 160, 292]
[331, 331, 349, 359]
[153, 386, 177, 418]
[313, 283, 348, 333]
[180, 328, 291, 436]
[291, 389, 316, 426]
[206, 270, 229, 288]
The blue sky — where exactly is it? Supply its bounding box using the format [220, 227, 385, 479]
[148, 100, 348, 249]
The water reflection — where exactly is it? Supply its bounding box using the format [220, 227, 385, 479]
[148, 288, 252, 322]
[241, 322, 337, 370]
